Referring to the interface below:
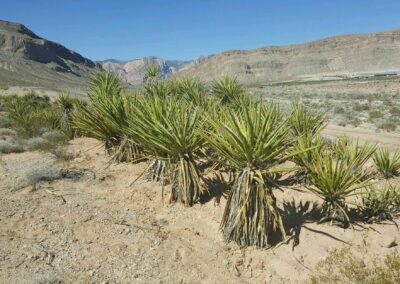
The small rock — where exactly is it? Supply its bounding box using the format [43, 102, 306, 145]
[387, 240, 398, 248]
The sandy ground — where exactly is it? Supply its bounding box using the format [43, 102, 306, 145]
[323, 124, 400, 150]
[0, 138, 399, 284]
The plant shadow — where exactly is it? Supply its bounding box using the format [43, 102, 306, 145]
[267, 199, 323, 248]
[200, 172, 230, 205]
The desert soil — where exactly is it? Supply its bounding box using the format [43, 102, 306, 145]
[323, 124, 400, 150]
[0, 137, 399, 284]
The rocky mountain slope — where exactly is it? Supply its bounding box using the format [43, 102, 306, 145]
[99, 57, 195, 85]
[177, 30, 400, 85]
[0, 20, 98, 91]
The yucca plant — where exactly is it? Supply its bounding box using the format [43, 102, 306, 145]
[357, 183, 398, 223]
[6, 96, 60, 137]
[211, 77, 245, 105]
[306, 143, 376, 226]
[126, 96, 206, 206]
[56, 93, 82, 138]
[73, 70, 143, 162]
[373, 147, 400, 178]
[288, 103, 326, 138]
[175, 77, 209, 107]
[143, 65, 161, 83]
[290, 133, 325, 182]
[144, 80, 174, 98]
[202, 103, 303, 247]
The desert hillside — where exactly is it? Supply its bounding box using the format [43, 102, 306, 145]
[0, 20, 98, 91]
[178, 30, 400, 85]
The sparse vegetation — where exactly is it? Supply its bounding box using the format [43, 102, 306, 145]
[373, 147, 400, 178]
[357, 183, 399, 223]
[309, 248, 400, 284]
[379, 122, 397, 132]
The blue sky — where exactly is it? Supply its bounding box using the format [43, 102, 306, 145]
[2, 0, 400, 61]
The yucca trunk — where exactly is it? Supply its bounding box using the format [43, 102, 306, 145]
[148, 159, 169, 184]
[221, 167, 286, 247]
[170, 155, 204, 206]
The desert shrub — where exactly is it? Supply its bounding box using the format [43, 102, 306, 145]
[0, 128, 16, 136]
[309, 248, 400, 284]
[390, 106, 400, 116]
[5, 95, 60, 137]
[10, 156, 61, 190]
[369, 110, 384, 119]
[334, 106, 345, 113]
[379, 122, 397, 132]
[0, 116, 13, 128]
[353, 102, 370, 112]
[357, 184, 399, 223]
[0, 140, 24, 154]
[373, 147, 400, 178]
[41, 130, 68, 145]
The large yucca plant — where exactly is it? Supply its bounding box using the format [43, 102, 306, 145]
[73, 70, 143, 162]
[203, 103, 300, 247]
[373, 147, 400, 178]
[306, 142, 376, 226]
[126, 96, 205, 206]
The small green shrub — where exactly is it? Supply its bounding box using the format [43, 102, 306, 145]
[369, 110, 384, 119]
[0, 140, 24, 154]
[10, 156, 61, 190]
[373, 148, 400, 178]
[390, 106, 400, 116]
[379, 122, 397, 132]
[357, 184, 399, 223]
[309, 248, 400, 284]
[334, 106, 345, 113]
[353, 102, 370, 112]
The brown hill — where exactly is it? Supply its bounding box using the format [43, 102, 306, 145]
[178, 30, 400, 85]
[0, 20, 98, 91]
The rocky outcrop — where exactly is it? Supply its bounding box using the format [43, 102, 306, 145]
[100, 56, 194, 85]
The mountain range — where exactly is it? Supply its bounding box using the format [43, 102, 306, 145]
[1, 19, 400, 91]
